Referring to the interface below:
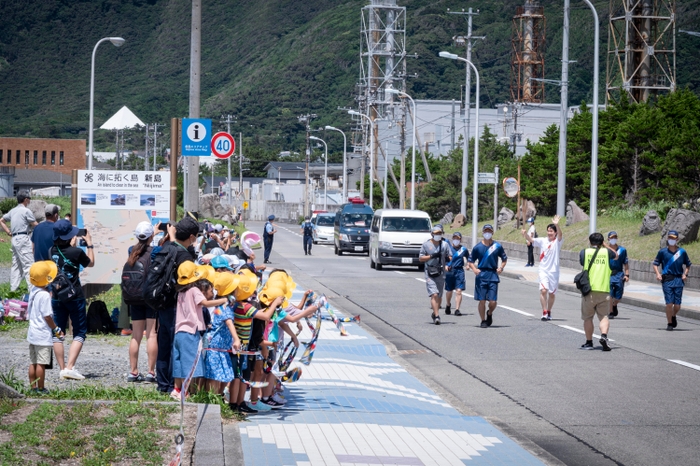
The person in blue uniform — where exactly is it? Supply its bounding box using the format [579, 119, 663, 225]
[606, 231, 629, 319]
[468, 224, 508, 328]
[444, 232, 468, 316]
[300, 216, 315, 255]
[652, 230, 692, 331]
[262, 215, 277, 264]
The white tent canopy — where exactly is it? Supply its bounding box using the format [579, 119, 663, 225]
[100, 106, 145, 130]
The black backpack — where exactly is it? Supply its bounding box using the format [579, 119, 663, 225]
[143, 244, 179, 310]
[121, 248, 151, 306]
[49, 247, 80, 303]
[87, 300, 115, 334]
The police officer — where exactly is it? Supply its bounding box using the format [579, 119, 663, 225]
[262, 215, 277, 264]
[652, 230, 692, 331]
[300, 216, 315, 255]
[579, 232, 616, 351]
[606, 231, 629, 319]
[0, 190, 38, 290]
[444, 232, 468, 316]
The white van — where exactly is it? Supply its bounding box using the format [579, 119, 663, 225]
[369, 209, 432, 270]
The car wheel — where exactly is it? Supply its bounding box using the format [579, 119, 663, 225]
[370, 256, 376, 269]
[418, 264, 425, 272]
[376, 261, 383, 270]
[334, 243, 339, 255]
[313, 240, 318, 245]
[338, 249, 343, 256]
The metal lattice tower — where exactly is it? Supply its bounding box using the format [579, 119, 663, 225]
[606, 0, 676, 103]
[510, 0, 546, 103]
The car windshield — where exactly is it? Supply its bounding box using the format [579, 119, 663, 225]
[382, 217, 431, 232]
[316, 216, 335, 226]
[343, 213, 372, 227]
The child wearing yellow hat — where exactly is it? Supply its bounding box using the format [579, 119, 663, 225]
[27, 261, 64, 394]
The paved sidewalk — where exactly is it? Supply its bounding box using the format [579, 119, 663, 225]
[230, 288, 547, 466]
[501, 257, 700, 320]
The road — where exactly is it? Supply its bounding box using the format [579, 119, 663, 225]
[254, 220, 700, 466]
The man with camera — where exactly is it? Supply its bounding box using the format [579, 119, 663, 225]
[419, 224, 451, 325]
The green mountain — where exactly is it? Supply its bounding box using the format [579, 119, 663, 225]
[1, 0, 698, 154]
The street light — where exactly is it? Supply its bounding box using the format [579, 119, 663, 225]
[385, 88, 417, 210]
[582, 0, 600, 234]
[348, 110, 374, 207]
[309, 136, 328, 211]
[324, 125, 347, 201]
[439, 51, 480, 247]
[88, 37, 125, 170]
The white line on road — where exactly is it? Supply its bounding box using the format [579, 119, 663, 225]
[558, 325, 614, 341]
[416, 278, 426, 283]
[394, 271, 406, 275]
[669, 360, 700, 372]
[498, 305, 534, 317]
[460, 292, 475, 298]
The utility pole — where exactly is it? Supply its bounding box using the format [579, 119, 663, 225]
[145, 124, 150, 171]
[449, 7, 485, 218]
[152, 123, 165, 170]
[557, 0, 570, 219]
[186, 0, 202, 214]
[298, 114, 316, 217]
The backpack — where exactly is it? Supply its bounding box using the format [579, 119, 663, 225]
[87, 300, 115, 334]
[121, 248, 151, 306]
[49, 247, 79, 303]
[143, 244, 179, 310]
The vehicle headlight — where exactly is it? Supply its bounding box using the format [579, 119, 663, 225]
[379, 241, 393, 250]
[340, 234, 349, 241]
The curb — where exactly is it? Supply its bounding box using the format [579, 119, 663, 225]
[194, 403, 225, 466]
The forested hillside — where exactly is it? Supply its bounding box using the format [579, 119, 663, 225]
[1, 0, 699, 155]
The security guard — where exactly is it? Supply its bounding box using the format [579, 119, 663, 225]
[579, 232, 616, 351]
[0, 190, 38, 290]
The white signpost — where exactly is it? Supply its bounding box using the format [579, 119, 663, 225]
[478, 172, 497, 184]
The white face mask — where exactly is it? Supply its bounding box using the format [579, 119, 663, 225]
[609, 239, 617, 245]
[433, 234, 442, 241]
[668, 239, 677, 246]
[483, 232, 493, 240]
[452, 239, 461, 246]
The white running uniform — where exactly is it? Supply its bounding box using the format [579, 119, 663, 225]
[533, 237, 563, 293]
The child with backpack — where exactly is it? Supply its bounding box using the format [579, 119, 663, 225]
[203, 273, 242, 396]
[170, 262, 227, 401]
[27, 261, 64, 394]
[122, 221, 156, 383]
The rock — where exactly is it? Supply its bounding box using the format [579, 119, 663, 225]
[221, 214, 232, 224]
[497, 207, 514, 227]
[639, 210, 663, 236]
[450, 213, 466, 229]
[0, 381, 24, 399]
[439, 212, 454, 226]
[515, 200, 537, 223]
[28, 199, 47, 223]
[198, 194, 227, 219]
[565, 200, 589, 226]
[659, 208, 700, 248]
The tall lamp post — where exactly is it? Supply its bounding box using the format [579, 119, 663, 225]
[439, 51, 480, 247]
[309, 136, 328, 211]
[324, 125, 347, 202]
[582, 0, 600, 234]
[88, 37, 125, 170]
[385, 88, 417, 210]
[348, 110, 374, 207]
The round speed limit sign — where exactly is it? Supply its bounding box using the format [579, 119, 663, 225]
[211, 132, 236, 159]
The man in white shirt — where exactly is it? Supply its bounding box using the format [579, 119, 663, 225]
[523, 215, 563, 321]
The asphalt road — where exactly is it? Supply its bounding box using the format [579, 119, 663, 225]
[253, 220, 700, 466]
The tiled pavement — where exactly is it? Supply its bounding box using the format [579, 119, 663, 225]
[235, 289, 545, 466]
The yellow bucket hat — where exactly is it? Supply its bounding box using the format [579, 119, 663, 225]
[234, 268, 259, 301]
[198, 265, 216, 284]
[29, 261, 58, 288]
[214, 272, 240, 298]
[177, 261, 200, 285]
[259, 269, 296, 307]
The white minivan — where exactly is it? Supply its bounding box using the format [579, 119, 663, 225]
[369, 209, 432, 271]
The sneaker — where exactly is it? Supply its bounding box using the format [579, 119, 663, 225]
[454, 309, 462, 316]
[431, 313, 436, 324]
[611, 306, 619, 318]
[170, 389, 182, 401]
[247, 400, 272, 412]
[120, 329, 133, 336]
[126, 372, 144, 383]
[61, 368, 85, 380]
[271, 393, 287, 404]
[434, 316, 441, 325]
[667, 324, 674, 331]
[144, 372, 157, 384]
[580, 341, 594, 350]
[445, 305, 451, 315]
[608, 312, 615, 319]
[600, 336, 611, 352]
[228, 403, 241, 413]
[30, 388, 50, 395]
[261, 398, 284, 409]
[238, 403, 257, 414]
[672, 316, 678, 328]
[486, 313, 493, 327]
[541, 311, 548, 321]
[546, 311, 552, 321]
[480, 320, 488, 328]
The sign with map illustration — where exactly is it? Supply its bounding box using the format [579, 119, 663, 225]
[77, 170, 172, 284]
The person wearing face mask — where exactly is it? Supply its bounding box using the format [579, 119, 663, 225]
[444, 232, 469, 316]
[653, 230, 692, 331]
[468, 224, 508, 328]
[419, 224, 451, 325]
[606, 231, 629, 319]
[522, 215, 563, 321]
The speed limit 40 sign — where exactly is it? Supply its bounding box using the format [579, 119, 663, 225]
[211, 132, 236, 159]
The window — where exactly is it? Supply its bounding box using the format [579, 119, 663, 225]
[51, 151, 55, 165]
[33, 151, 38, 165]
[59, 151, 64, 165]
[42, 151, 46, 165]
[0, 149, 3, 164]
[25, 151, 29, 165]
[16, 150, 20, 164]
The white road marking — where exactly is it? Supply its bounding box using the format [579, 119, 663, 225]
[669, 360, 700, 372]
[460, 292, 475, 298]
[558, 325, 614, 341]
[356, 257, 365, 261]
[416, 278, 426, 283]
[498, 305, 533, 317]
[395, 271, 406, 275]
